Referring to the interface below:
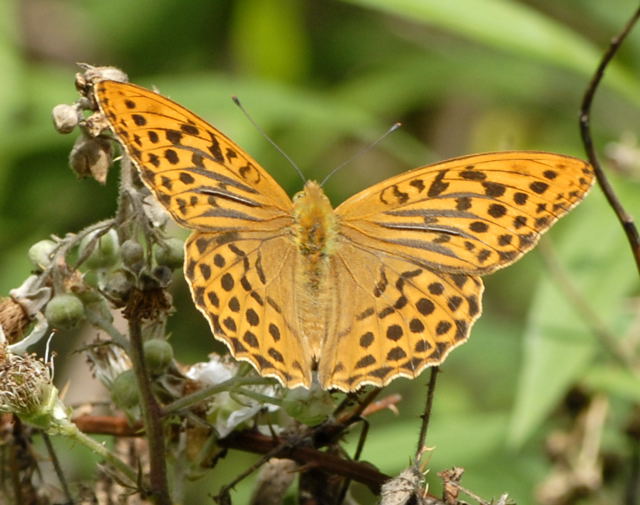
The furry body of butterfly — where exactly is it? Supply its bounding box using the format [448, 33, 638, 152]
[94, 79, 594, 392]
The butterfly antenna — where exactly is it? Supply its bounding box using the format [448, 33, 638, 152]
[320, 122, 402, 187]
[232, 96, 306, 183]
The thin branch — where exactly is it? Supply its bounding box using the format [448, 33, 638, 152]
[218, 430, 391, 494]
[214, 437, 292, 503]
[42, 432, 74, 504]
[336, 418, 370, 505]
[416, 366, 439, 458]
[73, 415, 142, 436]
[579, 6, 640, 275]
[627, 438, 640, 505]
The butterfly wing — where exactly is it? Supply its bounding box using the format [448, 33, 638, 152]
[335, 151, 594, 275]
[95, 81, 312, 386]
[185, 230, 313, 388]
[94, 81, 293, 231]
[320, 152, 593, 390]
[319, 243, 483, 391]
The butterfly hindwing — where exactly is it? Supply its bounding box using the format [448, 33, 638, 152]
[319, 241, 483, 390]
[185, 230, 313, 389]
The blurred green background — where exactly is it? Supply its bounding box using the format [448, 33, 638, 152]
[2, 0, 640, 503]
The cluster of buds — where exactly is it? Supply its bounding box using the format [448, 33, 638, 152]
[51, 65, 129, 184]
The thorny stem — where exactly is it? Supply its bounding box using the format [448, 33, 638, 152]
[127, 317, 172, 505]
[112, 150, 172, 503]
[579, 5, 640, 276]
[416, 366, 439, 458]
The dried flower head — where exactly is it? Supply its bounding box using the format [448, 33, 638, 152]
[86, 340, 132, 388]
[0, 353, 70, 431]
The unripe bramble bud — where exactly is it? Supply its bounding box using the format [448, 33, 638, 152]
[79, 229, 119, 269]
[28, 239, 57, 269]
[45, 294, 85, 330]
[143, 339, 174, 375]
[102, 269, 133, 303]
[282, 386, 333, 426]
[152, 265, 173, 286]
[69, 135, 112, 184]
[52, 104, 79, 134]
[154, 238, 184, 270]
[120, 239, 144, 270]
[110, 369, 139, 410]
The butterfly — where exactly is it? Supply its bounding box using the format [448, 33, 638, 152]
[94, 80, 594, 392]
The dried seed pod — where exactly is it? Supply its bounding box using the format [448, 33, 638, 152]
[69, 134, 112, 184]
[0, 297, 30, 343]
[52, 104, 79, 134]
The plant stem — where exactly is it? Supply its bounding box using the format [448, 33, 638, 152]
[60, 419, 139, 486]
[128, 317, 172, 505]
[163, 377, 272, 415]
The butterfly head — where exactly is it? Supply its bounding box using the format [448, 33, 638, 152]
[292, 181, 337, 257]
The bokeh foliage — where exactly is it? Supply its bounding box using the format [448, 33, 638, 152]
[2, 0, 640, 503]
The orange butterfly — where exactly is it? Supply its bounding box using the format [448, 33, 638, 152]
[95, 80, 594, 392]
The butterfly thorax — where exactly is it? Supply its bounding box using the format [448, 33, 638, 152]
[292, 181, 338, 266]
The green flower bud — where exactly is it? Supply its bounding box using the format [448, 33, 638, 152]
[79, 229, 119, 269]
[45, 294, 85, 330]
[111, 369, 139, 410]
[143, 339, 174, 375]
[282, 386, 334, 426]
[102, 269, 133, 303]
[120, 239, 144, 270]
[154, 238, 184, 270]
[28, 239, 57, 269]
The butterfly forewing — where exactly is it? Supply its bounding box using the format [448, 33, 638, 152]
[335, 152, 594, 275]
[94, 81, 293, 232]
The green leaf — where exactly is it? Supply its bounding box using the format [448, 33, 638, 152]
[230, 0, 309, 82]
[343, 0, 640, 105]
[508, 181, 640, 446]
[582, 365, 640, 402]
